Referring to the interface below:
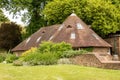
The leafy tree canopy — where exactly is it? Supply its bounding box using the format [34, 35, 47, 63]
[0, 22, 22, 50]
[0, 0, 52, 37]
[0, 9, 9, 23]
[43, 0, 120, 37]
[107, 0, 120, 8]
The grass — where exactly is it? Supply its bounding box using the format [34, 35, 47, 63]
[0, 63, 120, 80]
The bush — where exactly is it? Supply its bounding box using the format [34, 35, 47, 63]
[0, 55, 5, 62]
[61, 50, 88, 58]
[5, 54, 18, 63]
[38, 41, 72, 53]
[21, 47, 37, 56]
[19, 41, 72, 66]
[22, 52, 59, 65]
[0, 52, 7, 63]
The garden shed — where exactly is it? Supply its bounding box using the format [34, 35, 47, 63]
[12, 13, 111, 56]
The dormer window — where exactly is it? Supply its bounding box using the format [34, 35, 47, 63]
[67, 25, 72, 28]
[70, 32, 76, 39]
[42, 30, 45, 33]
[77, 23, 84, 29]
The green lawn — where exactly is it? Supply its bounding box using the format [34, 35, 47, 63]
[0, 63, 120, 80]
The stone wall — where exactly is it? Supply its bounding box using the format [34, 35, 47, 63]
[93, 48, 110, 54]
[70, 54, 120, 70]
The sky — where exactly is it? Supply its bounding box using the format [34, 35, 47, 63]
[2, 9, 26, 26]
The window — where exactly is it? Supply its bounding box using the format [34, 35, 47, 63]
[67, 25, 72, 28]
[92, 33, 99, 39]
[58, 24, 64, 31]
[36, 37, 41, 43]
[70, 32, 76, 39]
[77, 23, 84, 29]
[42, 30, 45, 33]
[26, 37, 31, 44]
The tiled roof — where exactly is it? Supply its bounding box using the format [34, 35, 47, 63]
[12, 13, 111, 52]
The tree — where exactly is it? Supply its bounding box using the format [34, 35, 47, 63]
[0, 22, 22, 50]
[110, 0, 120, 11]
[0, 0, 52, 37]
[0, 9, 9, 23]
[43, 0, 120, 37]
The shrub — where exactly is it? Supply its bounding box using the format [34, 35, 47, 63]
[5, 54, 18, 63]
[38, 41, 54, 53]
[38, 41, 72, 53]
[52, 42, 72, 54]
[61, 50, 88, 58]
[38, 52, 59, 65]
[22, 52, 59, 65]
[21, 47, 37, 56]
[0, 55, 5, 62]
[16, 41, 73, 66]
[0, 52, 7, 63]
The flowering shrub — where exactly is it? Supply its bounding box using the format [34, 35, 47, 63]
[21, 47, 37, 56]
[14, 41, 88, 66]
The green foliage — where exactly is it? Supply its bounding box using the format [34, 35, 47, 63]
[0, 55, 5, 62]
[16, 41, 88, 66]
[17, 41, 72, 66]
[107, 0, 120, 9]
[43, 0, 120, 37]
[38, 41, 72, 54]
[0, 22, 22, 50]
[83, 47, 93, 52]
[0, 51, 8, 62]
[5, 54, 18, 63]
[0, 51, 18, 63]
[21, 47, 37, 56]
[38, 41, 54, 53]
[0, 9, 9, 23]
[22, 52, 58, 65]
[61, 50, 88, 58]
[0, 0, 53, 37]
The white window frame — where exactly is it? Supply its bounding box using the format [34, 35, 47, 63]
[77, 23, 84, 29]
[71, 32, 76, 39]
